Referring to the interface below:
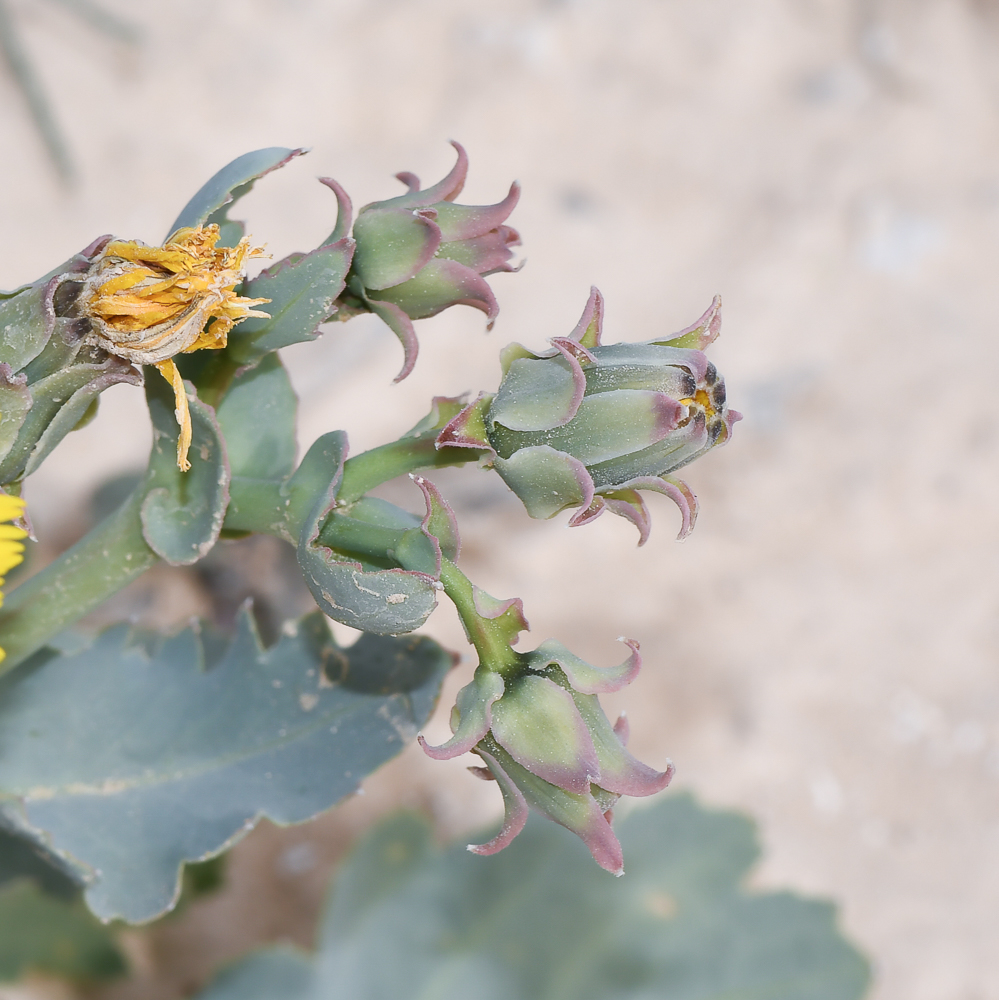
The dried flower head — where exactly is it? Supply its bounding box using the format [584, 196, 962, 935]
[68, 225, 270, 471]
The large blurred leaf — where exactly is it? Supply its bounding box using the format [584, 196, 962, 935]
[198, 794, 870, 1000]
[0, 609, 451, 924]
[0, 880, 125, 982]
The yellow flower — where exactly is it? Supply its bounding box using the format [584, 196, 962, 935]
[0, 494, 28, 663]
[77, 225, 270, 471]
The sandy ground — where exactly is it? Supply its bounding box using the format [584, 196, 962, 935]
[3, 0, 999, 997]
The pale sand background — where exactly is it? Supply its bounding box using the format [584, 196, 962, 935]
[2, 1, 999, 997]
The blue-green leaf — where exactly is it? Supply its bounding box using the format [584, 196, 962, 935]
[0, 285, 52, 373]
[295, 436, 439, 635]
[226, 242, 354, 365]
[140, 371, 230, 566]
[216, 353, 298, 483]
[0, 351, 141, 485]
[0, 608, 451, 924]
[167, 148, 307, 242]
[197, 794, 870, 1000]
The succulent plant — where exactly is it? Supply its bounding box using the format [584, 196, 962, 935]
[337, 141, 520, 380]
[438, 287, 740, 542]
[413, 478, 672, 872]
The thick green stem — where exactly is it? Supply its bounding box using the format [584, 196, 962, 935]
[339, 438, 484, 505]
[438, 558, 520, 677]
[0, 489, 158, 674]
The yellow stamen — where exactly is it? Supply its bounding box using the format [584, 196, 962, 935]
[77, 225, 270, 472]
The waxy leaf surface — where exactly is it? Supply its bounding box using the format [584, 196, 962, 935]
[168, 147, 306, 242]
[140, 373, 230, 566]
[0, 609, 450, 923]
[197, 794, 869, 1000]
[229, 242, 353, 364]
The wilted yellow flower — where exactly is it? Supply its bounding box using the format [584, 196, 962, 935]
[0, 494, 28, 662]
[77, 225, 270, 471]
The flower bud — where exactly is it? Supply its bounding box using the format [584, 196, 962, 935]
[438, 288, 740, 543]
[420, 626, 672, 874]
[343, 141, 520, 380]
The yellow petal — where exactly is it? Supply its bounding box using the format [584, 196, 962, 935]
[0, 495, 26, 523]
[155, 359, 192, 472]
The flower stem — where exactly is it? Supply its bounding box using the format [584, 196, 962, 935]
[338, 437, 484, 506]
[0, 489, 157, 675]
[437, 557, 521, 677]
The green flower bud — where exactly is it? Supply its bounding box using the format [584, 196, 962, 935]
[437, 288, 740, 543]
[338, 142, 520, 380]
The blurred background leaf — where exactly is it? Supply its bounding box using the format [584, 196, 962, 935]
[197, 793, 870, 1000]
[0, 880, 125, 983]
[0, 828, 125, 984]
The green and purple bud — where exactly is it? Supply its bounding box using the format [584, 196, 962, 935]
[415, 479, 672, 873]
[437, 288, 740, 543]
[337, 142, 521, 380]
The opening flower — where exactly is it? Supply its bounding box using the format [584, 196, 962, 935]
[438, 288, 741, 543]
[65, 225, 270, 471]
[0, 494, 28, 661]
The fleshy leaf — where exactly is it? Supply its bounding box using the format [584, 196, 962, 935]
[525, 637, 640, 694]
[480, 738, 623, 873]
[0, 284, 53, 373]
[0, 352, 141, 485]
[471, 586, 529, 643]
[412, 475, 460, 561]
[228, 241, 354, 364]
[493, 445, 593, 519]
[570, 690, 673, 798]
[596, 488, 651, 544]
[0, 608, 451, 923]
[370, 258, 498, 325]
[216, 353, 297, 482]
[168, 147, 308, 241]
[657, 294, 723, 350]
[488, 355, 581, 432]
[318, 177, 353, 247]
[358, 294, 420, 382]
[615, 475, 699, 540]
[491, 390, 685, 468]
[489, 675, 600, 795]
[466, 749, 529, 856]
[418, 669, 504, 760]
[295, 435, 439, 634]
[569, 286, 604, 350]
[432, 182, 521, 242]
[140, 372, 230, 566]
[0, 366, 32, 467]
[436, 392, 494, 451]
[368, 141, 469, 211]
[193, 796, 870, 1000]
[352, 208, 441, 290]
